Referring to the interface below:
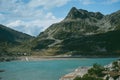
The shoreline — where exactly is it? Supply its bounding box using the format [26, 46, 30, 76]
[60, 59, 120, 80]
[0, 56, 119, 62]
[59, 67, 91, 80]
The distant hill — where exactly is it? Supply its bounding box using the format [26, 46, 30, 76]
[0, 24, 34, 56]
[0, 24, 33, 43]
[31, 7, 120, 56]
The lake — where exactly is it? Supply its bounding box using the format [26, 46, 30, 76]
[0, 58, 118, 80]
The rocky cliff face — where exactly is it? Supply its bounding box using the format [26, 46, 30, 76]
[32, 7, 120, 56]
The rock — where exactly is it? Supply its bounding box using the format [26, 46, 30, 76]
[0, 69, 5, 72]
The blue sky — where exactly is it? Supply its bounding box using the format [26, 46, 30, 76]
[0, 0, 120, 36]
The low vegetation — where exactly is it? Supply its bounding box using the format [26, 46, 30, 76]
[74, 59, 120, 80]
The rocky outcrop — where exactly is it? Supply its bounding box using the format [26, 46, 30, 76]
[59, 60, 120, 80]
[59, 67, 90, 80]
[60, 59, 120, 80]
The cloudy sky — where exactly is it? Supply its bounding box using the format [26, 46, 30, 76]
[0, 0, 120, 36]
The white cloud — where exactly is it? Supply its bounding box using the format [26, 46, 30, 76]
[103, 0, 120, 4]
[7, 18, 63, 36]
[28, 0, 71, 9]
[7, 20, 23, 28]
[0, 13, 4, 21]
[0, 0, 68, 36]
[78, 0, 120, 5]
[5, 11, 63, 36]
[45, 12, 56, 19]
[79, 0, 95, 5]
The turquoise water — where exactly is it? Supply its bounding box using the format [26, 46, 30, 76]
[0, 58, 118, 80]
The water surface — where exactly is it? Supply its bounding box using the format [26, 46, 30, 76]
[0, 58, 118, 80]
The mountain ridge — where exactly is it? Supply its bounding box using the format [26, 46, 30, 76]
[0, 24, 34, 56]
[0, 7, 120, 57]
[0, 24, 34, 43]
[31, 7, 120, 56]
[64, 7, 104, 20]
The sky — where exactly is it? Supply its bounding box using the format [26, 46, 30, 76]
[0, 0, 120, 36]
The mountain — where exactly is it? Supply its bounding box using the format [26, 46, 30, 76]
[0, 24, 34, 56]
[32, 7, 120, 56]
[0, 24, 33, 43]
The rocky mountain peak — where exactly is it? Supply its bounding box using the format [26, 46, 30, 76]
[70, 7, 78, 12]
[65, 7, 80, 19]
[79, 9, 88, 13]
[64, 7, 104, 20]
[32, 8, 120, 56]
[64, 7, 89, 20]
[94, 12, 104, 19]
